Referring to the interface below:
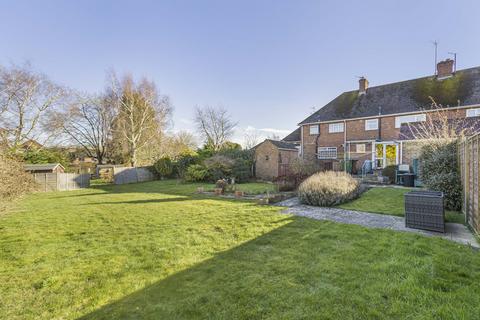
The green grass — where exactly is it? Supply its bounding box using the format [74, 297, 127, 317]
[338, 187, 465, 224]
[1, 180, 480, 319]
[202, 181, 277, 194]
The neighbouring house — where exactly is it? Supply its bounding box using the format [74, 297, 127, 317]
[20, 139, 43, 151]
[255, 59, 480, 180]
[297, 59, 480, 174]
[24, 163, 65, 174]
[254, 139, 299, 180]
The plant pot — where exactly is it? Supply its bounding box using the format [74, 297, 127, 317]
[234, 190, 244, 198]
[214, 188, 223, 195]
[256, 198, 269, 205]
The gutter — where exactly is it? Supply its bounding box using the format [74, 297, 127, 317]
[297, 103, 480, 126]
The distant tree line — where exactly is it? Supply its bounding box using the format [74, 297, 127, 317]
[0, 63, 246, 169]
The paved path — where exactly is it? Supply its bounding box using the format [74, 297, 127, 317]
[275, 197, 479, 248]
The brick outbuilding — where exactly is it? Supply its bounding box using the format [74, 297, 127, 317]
[254, 140, 299, 181]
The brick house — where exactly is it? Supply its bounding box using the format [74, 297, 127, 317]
[296, 59, 480, 173]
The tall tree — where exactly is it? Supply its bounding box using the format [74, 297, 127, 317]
[0, 63, 66, 151]
[109, 73, 172, 166]
[50, 94, 115, 164]
[194, 106, 237, 151]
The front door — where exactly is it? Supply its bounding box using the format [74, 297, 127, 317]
[374, 143, 398, 169]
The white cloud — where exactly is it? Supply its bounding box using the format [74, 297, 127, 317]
[232, 125, 294, 148]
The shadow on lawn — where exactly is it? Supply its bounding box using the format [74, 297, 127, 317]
[77, 217, 299, 319]
[77, 216, 480, 320]
[49, 180, 213, 199]
[82, 197, 194, 206]
[79, 217, 341, 319]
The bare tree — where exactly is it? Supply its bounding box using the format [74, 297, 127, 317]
[0, 63, 66, 151]
[243, 129, 260, 149]
[194, 106, 237, 151]
[401, 98, 476, 145]
[173, 131, 198, 151]
[50, 94, 115, 164]
[267, 133, 281, 141]
[108, 73, 172, 166]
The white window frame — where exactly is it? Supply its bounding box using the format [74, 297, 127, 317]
[466, 108, 480, 118]
[318, 147, 337, 159]
[356, 144, 366, 153]
[309, 125, 319, 135]
[395, 114, 426, 128]
[328, 122, 344, 133]
[365, 119, 379, 131]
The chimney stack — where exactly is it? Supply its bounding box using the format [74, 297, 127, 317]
[359, 77, 369, 94]
[437, 59, 454, 79]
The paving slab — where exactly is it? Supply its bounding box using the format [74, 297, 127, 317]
[275, 197, 479, 248]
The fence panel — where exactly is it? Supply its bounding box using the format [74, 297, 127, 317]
[459, 134, 480, 233]
[32, 173, 90, 192]
[113, 167, 156, 185]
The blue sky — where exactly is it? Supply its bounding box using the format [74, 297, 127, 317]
[1, 0, 479, 145]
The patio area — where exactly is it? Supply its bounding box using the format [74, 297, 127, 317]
[276, 197, 479, 248]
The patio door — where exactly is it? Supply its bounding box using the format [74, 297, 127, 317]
[374, 143, 398, 169]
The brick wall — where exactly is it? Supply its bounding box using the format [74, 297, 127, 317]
[301, 108, 469, 161]
[401, 141, 422, 166]
[254, 141, 299, 180]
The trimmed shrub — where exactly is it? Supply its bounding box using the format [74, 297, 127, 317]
[204, 155, 235, 181]
[298, 171, 361, 206]
[154, 157, 174, 178]
[174, 152, 199, 178]
[382, 165, 396, 184]
[419, 141, 462, 210]
[184, 164, 209, 182]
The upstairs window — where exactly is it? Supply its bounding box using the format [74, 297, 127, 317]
[328, 122, 344, 133]
[365, 119, 379, 131]
[466, 108, 480, 117]
[309, 125, 319, 135]
[395, 114, 426, 128]
[318, 147, 337, 159]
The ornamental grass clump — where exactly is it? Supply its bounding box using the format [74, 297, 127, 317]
[298, 171, 361, 206]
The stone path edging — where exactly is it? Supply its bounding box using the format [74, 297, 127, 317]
[275, 197, 479, 248]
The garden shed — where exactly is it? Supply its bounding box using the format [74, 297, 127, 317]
[24, 163, 65, 174]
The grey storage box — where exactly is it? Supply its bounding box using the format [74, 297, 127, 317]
[404, 191, 445, 233]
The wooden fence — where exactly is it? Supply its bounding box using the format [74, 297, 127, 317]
[32, 173, 90, 192]
[459, 133, 480, 233]
[113, 167, 156, 185]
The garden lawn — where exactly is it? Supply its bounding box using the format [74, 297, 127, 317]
[337, 187, 465, 224]
[1, 180, 480, 319]
[201, 181, 277, 194]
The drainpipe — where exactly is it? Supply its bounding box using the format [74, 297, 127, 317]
[344, 119, 347, 172]
[378, 107, 382, 140]
[300, 126, 304, 159]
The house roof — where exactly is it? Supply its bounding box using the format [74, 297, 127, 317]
[282, 127, 301, 142]
[24, 163, 64, 171]
[267, 139, 298, 150]
[399, 117, 480, 140]
[299, 66, 480, 125]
